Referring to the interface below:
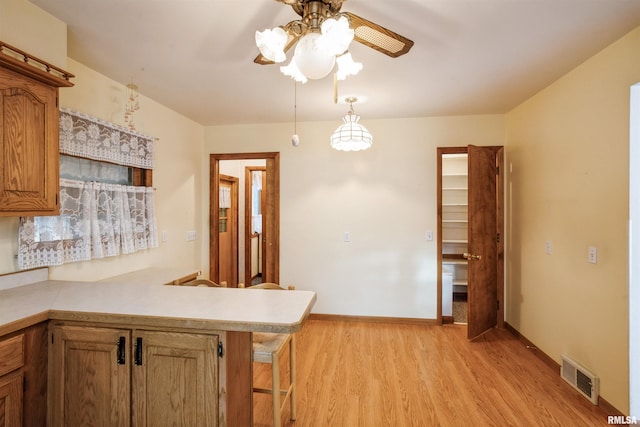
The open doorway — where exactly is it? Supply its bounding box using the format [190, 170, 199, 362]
[437, 145, 504, 340]
[210, 153, 280, 286]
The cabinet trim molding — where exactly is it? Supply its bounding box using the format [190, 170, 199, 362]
[0, 41, 74, 88]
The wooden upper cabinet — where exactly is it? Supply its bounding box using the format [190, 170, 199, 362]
[0, 41, 74, 216]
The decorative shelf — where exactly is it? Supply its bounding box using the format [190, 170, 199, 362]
[0, 41, 74, 87]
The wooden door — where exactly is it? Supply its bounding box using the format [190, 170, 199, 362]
[132, 330, 219, 427]
[49, 325, 131, 427]
[467, 145, 503, 340]
[263, 156, 279, 282]
[218, 175, 238, 286]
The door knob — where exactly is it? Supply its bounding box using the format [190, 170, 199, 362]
[463, 252, 482, 261]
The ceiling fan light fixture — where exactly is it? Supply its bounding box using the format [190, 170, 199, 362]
[255, 27, 288, 63]
[335, 51, 362, 80]
[330, 97, 373, 152]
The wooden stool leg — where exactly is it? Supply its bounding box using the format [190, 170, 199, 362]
[272, 352, 281, 426]
[290, 335, 296, 420]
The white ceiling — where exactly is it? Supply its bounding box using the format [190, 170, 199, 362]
[29, 0, 640, 126]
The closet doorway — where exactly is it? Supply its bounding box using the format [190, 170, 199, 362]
[437, 145, 504, 340]
[210, 153, 280, 286]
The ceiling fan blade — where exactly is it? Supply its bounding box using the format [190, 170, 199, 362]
[344, 12, 414, 58]
[254, 30, 301, 65]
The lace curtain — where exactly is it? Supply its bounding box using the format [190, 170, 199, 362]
[18, 179, 158, 269]
[18, 107, 157, 270]
[220, 187, 231, 209]
[59, 107, 154, 169]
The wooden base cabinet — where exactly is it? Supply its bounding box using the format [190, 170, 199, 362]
[0, 370, 23, 426]
[133, 330, 218, 426]
[0, 322, 48, 427]
[49, 324, 223, 427]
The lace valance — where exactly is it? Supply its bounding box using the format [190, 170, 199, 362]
[59, 107, 154, 169]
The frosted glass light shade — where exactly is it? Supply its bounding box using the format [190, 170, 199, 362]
[280, 58, 308, 83]
[330, 114, 373, 151]
[320, 16, 354, 55]
[291, 32, 335, 80]
[335, 52, 362, 80]
[255, 27, 287, 63]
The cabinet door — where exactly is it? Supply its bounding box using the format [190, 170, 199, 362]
[0, 370, 23, 426]
[49, 325, 130, 427]
[132, 331, 219, 427]
[0, 66, 59, 216]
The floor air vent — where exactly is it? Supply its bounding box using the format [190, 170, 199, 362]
[561, 354, 599, 404]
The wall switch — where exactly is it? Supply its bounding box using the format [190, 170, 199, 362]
[186, 230, 197, 241]
[588, 246, 598, 264]
[425, 230, 433, 241]
[545, 240, 552, 255]
[161, 230, 168, 242]
[344, 232, 350, 242]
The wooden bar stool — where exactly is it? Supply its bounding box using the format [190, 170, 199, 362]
[246, 283, 296, 426]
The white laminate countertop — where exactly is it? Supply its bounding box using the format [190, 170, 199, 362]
[0, 268, 316, 336]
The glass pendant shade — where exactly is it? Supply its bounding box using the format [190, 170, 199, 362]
[330, 113, 373, 151]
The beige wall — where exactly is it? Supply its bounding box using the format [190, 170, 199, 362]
[0, 0, 66, 66]
[506, 25, 640, 414]
[205, 116, 505, 318]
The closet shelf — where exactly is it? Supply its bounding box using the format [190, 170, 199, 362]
[443, 239, 468, 244]
[442, 259, 468, 265]
[453, 280, 468, 287]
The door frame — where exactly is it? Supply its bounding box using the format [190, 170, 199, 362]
[244, 166, 267, 286]
[436, 146, 504, 332]
[210, 152, 280, 285]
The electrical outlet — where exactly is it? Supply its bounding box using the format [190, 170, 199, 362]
[425, 230, 433, 241]
[161, 230, 168, 242]
[344, 232, 350, 242]
[588, 246, 597, 264]
[545, 240, 552, 255]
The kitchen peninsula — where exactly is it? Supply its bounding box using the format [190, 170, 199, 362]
[0, 268, 316, 426]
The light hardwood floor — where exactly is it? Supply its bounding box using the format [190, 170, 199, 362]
[253, 319, 614, 426]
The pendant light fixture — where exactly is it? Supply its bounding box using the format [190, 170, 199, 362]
[330, 97, 372, 151]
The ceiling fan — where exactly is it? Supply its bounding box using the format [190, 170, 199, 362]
[254, 0, 414, 83]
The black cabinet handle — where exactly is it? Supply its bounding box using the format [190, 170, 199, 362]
[135, 337, 143, 365]
[117, 336, 126, 365]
